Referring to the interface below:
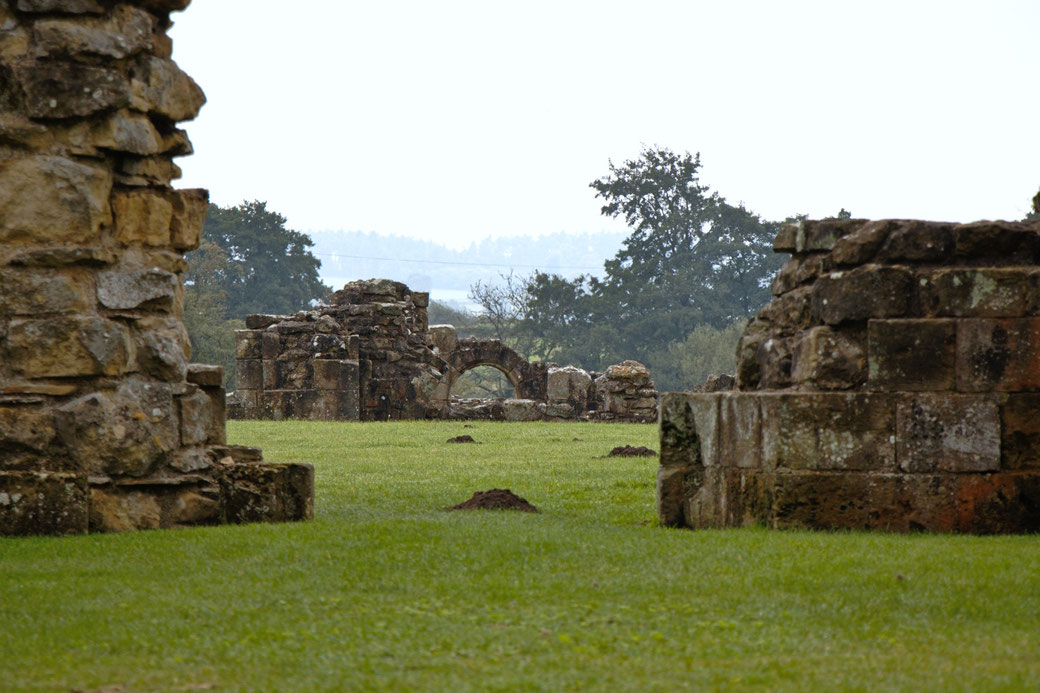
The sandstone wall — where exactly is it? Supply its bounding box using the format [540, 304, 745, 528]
[658, 218, 1040, 533]
[0, 0, 312, 535]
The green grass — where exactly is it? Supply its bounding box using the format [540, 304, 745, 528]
[2, 420, 1039, 692]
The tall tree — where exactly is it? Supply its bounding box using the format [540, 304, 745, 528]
[202, 200, 330, 317]
[513, 147, 783, 388]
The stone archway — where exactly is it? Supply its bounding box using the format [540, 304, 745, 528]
[430, 336, 547, 409]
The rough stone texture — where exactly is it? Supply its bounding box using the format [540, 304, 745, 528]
[0, 1, 312, 536]
[229, 280, 658, 423]
[659, 218, 1040, 533]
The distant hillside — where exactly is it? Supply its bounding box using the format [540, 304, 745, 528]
[307, 230, 627, 295]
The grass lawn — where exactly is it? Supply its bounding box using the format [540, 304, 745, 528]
[2, 420, 1039, 692]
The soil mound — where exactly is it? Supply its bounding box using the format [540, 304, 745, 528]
[448, 489, 539, 512]
[608, 445, 657, 457]
[446, 435, 477, 444]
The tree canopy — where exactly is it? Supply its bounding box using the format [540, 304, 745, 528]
[505, 147, 784, 389]
[201, 200, 330, 318]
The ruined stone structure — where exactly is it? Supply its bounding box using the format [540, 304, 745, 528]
[658, 218, 1040, 533]
[229, 279, 659, 423]
[0, 0, 312, 535]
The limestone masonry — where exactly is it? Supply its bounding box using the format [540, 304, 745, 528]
[229, 278, 659, 423]
[0, 0, 313, 536]
[658, 218, 1040, 533]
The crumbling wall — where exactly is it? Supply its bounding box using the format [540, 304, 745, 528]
[658, 218, 1040, 533]
[0, 0, 312, 536]
[230, 281, 660, 423]
[230, 279, 442, 421]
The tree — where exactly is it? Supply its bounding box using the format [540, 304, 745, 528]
[514, 147, 783, 389]
[181, 239, 244, 388]
[201, 200, 330, 317]
[1028, 188, 1040, 223]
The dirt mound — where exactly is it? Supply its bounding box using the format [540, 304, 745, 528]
[608, 445, 657, 457]
[447, 489, 539, 512]
[446, 435, 477, 443]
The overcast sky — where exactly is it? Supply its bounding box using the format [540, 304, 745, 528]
[169, 1, 1039, 250]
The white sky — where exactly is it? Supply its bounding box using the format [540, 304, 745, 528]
[169, 0, 1040, 250]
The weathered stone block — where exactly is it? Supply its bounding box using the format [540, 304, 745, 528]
[868, 319, 956, 391]
[790, 325, 866, 389]
[0, 471, 88, 536]
[755, 336, 795, 389]
[234, 330, 263, 360]
[89, 486, 161, 532]
[221, 462, 314, 524]
[0, 406, 56, 461]
[91, 109, 162, 154]
[32, 5, 153, 59]
[0, 268, 92, 315]
[956, 319, 1040, 392]
[19, 62, 130, 118]
[0, 155, 111, 243]
[877, 221, 954, 262]
[260, 390, 320, 420]
[261, 330, 281, 360]
[16, 0, 105, 15]
[953, 220, 1040, 260]
[313, 359, 360, 392]
[113, 189, 173, 246]
[1000, 394, 1040, 470]
[177, 387, 213, 446]
[718, 393, 761, 469]
[186, 363, 223, 388]
[235, 359, 262, 390]
[719, 468, 775, 527]
[812, 264, 912, 325]
[8, 316, 130, 377]
[761, 393, 896, 471]
[166, 188, 208, 251]
[55, 377, 178, 477]
[772, 472, 894, 531]
[546, 365, 592, 409]
[97, 266, 179, 311]
[129, 55, 206, 122]
[502, 398, 543, 422]
[896, 394, 1000, 472]
[831, 219, 896, 266]
[917, 268, 1034, 318]
[133, 316, 190, 382]
[317, 390, 360, 421]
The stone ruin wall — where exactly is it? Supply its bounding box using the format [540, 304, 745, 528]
[658, 218, 1040, 534]
[0, 0, 312, 536]
[229, 278, 659, 424]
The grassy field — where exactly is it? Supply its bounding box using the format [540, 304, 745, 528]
[2, 420, 1040, 692]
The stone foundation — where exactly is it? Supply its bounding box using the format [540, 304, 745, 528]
[658, 218, 1040, 533]
[0, 0, 312, 536]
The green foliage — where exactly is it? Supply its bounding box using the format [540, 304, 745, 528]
[181, 239, 243, 388]
[201, 200, 330, 318]
[669, 319, 747, 387]
[508, 147, 783, 390]
[4, 420, 1040, 691]
[1028, 188, 1040, 222]
[427, 299, 477, 328]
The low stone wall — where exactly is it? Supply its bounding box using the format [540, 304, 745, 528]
[0, 0, 312, 536]
[658, 218, 1040, 534]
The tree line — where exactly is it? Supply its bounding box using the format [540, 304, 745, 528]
[184, 150, 1040, 393]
